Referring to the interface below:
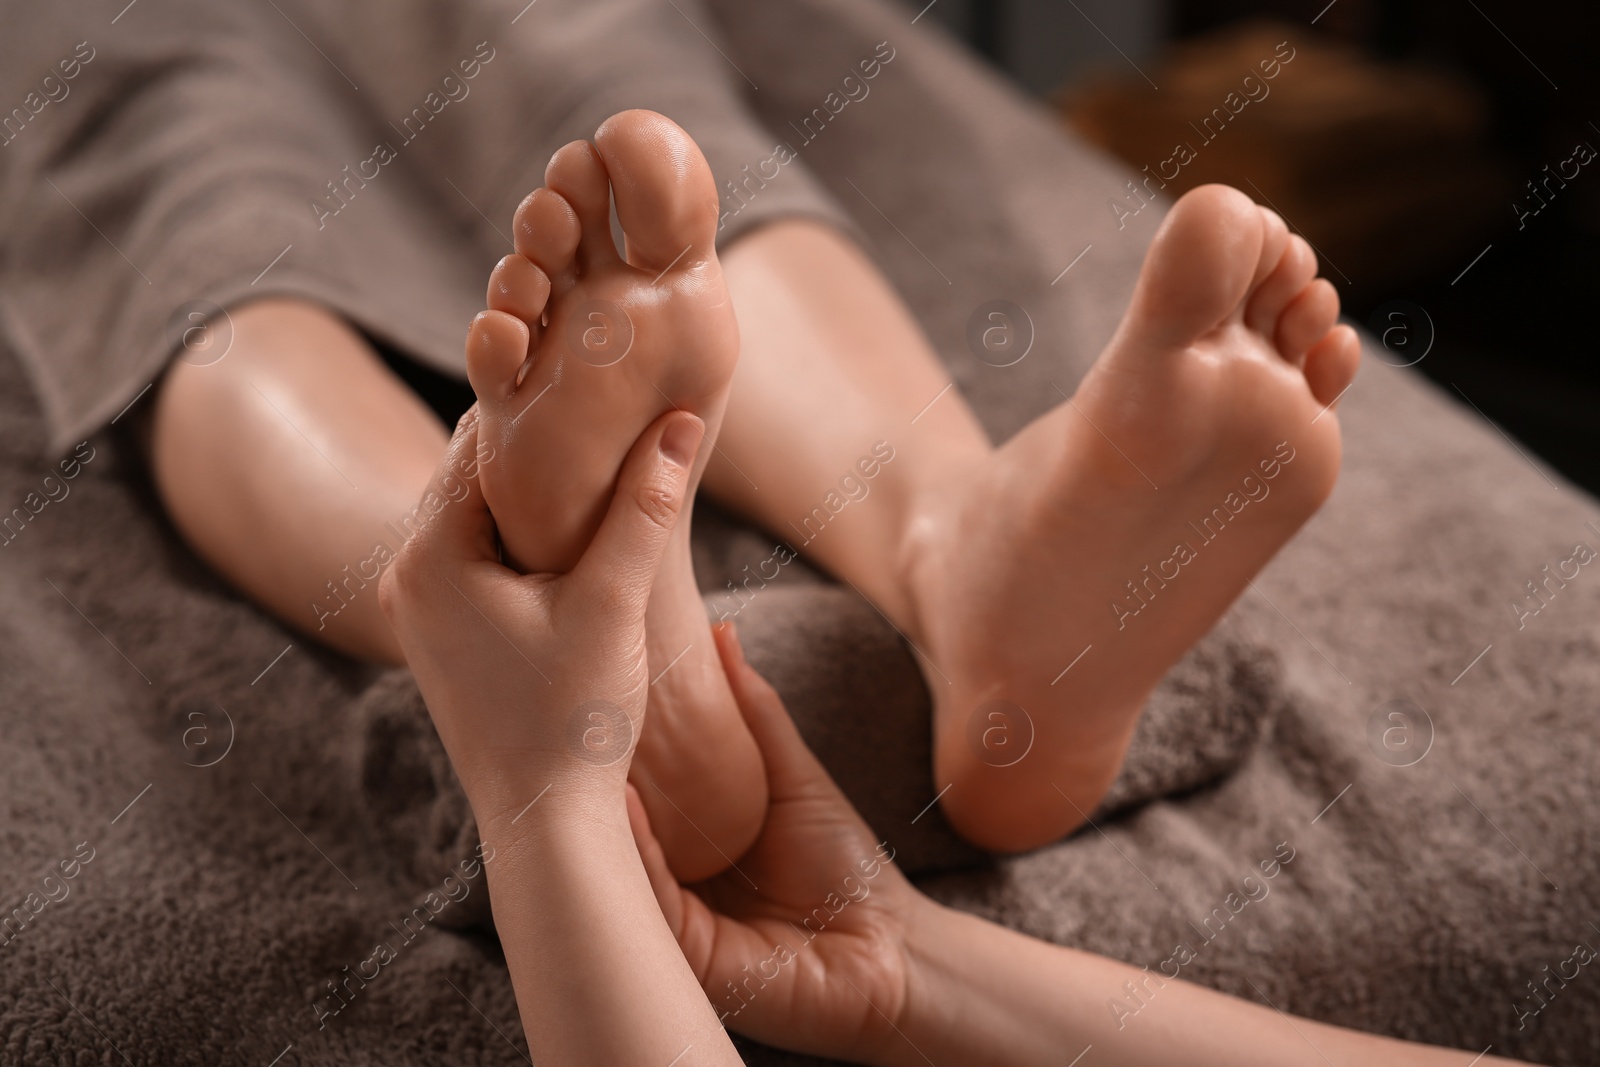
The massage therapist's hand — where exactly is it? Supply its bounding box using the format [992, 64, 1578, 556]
[379, 405, 743, 1066]
[629, 622, 919, 1064]
[633, 629, 1541, 1067]
[378, 403, 700, 825]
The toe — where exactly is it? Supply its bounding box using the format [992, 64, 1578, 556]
[487, 254, 552, 336]
[1245, 234, 1317, 337]
[512, 187, 581, 283]
[546, 139, 620, 270]
[593, 109, 719, 272]
[1250, 207, 1290, 289]
[1276, 278, 1340, 363]
[1125, 184, 1265, 348]
[465, 310, 530, 406]
[1304, 323, 1360, 407]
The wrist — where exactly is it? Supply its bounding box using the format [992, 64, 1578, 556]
[864, 892, 958, 1067]
[450, 708, 640, 837]
[468, 768, 627, 850]
[474, 781, 639, 916]
[422, 685, 644, 834]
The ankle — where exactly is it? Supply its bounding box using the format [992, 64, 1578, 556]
[890, 451, 986, 651]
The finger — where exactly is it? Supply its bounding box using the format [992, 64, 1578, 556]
[712, 622, 840, 803]
[568, 409, 703, 619]
[626, 783, 685, 935]
[397, 407, 501, 564]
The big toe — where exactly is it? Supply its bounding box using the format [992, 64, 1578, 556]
[1125, 184, 1265, 348]
[593, 110, 719, 271]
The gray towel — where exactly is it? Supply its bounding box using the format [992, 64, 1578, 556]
[0, 0, 1593, 1064]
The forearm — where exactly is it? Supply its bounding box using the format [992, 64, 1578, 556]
[886, 898, 1529, 1067]
[482, 795, 741, 1065]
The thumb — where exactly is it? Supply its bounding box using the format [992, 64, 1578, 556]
[712, 622, 843, 804]
[407, 406, 499, 561]
[569, 409, 703, 620]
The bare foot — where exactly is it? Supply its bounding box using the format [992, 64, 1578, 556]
[910, 184, 1360, 852]
[465, 110, 765, 879]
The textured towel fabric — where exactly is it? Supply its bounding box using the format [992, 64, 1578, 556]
[0, 0, 851, 456]
[0, 2, 1596, 1067]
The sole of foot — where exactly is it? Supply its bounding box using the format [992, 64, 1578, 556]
[464, 109, 766, 880]
[911, 183, 1360, 852]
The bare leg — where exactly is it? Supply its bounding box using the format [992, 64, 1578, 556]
[148, 298, 444, 665]
[149, 111, 773, 883]
[150, 182, 1353, 857]
[709, 221, 993, 627]
[711, 197, 1357, 852]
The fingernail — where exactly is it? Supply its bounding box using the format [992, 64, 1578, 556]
[659, 415, 701, 468]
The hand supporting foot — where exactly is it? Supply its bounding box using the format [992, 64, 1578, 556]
[465, 110, 767, 879]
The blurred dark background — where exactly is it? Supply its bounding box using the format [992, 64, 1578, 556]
[929, 0, 1600, 493]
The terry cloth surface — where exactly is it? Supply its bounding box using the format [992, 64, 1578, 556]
[0, 0, 1595, 1064]
[0, 0, 852, 456]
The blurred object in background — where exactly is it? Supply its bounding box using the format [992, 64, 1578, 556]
[1060, 21, 1516, 289]
[923, 0, 1166, 96]
[930, 0, 1600, 496]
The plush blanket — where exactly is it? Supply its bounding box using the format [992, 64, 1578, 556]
[2, 0, 1596, 1065]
